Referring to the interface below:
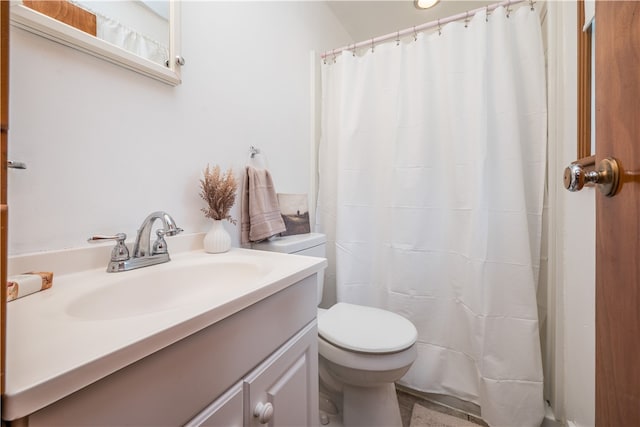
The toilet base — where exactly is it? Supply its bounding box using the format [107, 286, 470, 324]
[342, 383, 402, 427]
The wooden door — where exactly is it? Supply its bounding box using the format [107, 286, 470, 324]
[595, 1, 640, 425]
[0, 0, 9, 399]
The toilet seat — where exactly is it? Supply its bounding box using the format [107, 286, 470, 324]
[318, 303, 417, 354]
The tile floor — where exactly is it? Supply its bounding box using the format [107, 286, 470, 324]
[397, 389, 488, 427]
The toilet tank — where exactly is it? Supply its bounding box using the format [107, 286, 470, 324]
[251, 233, 326, 305]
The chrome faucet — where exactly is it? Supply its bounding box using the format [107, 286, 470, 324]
[89, 211, 183, 273]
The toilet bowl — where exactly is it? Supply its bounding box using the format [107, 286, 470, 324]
[318, 303, 417, 426]
[251, 233, 418, 426]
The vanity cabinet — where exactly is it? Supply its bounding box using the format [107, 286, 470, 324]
[19, 274, 319, 427]
[186, 381, 244, 427]
[245, 321, 316, 427]
[187, 321, 317, 427]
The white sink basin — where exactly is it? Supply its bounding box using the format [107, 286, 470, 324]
[66, 257, 273, 320]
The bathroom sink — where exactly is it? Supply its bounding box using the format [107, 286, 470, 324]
[66, 257, 272, 320]
[4, 241, 327, 422]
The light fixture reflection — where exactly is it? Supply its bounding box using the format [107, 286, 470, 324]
[414, 0, 440, 9]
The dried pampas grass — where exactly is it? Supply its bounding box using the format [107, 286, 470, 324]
[199, 164, 238, 224]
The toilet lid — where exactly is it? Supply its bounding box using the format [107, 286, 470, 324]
[318, 303, 418, 354]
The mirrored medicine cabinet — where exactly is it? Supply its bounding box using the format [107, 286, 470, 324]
[10, 0, 183, 86]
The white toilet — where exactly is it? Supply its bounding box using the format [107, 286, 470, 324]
[251, 233, 418, 426]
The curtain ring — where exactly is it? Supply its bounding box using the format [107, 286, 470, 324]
[332, 49, 337, 64]
[352, 44, 356, 57]
[464, 11, 470, 28]
[413, 26, 418, 42]
[506, 0, 511, 18]
[371, 38, 374, 53]
[396, 31, 400, 46]
[529, 0, 535, 11]
[437, 19, 442, 36]
[486, 5, 490, 22]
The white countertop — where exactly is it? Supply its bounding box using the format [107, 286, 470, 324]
[3, 245, 326, 420]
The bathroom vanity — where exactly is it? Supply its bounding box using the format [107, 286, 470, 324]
[2, 240, 325, 426]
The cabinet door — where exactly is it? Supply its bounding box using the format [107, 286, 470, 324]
[184, 381, 243, 427]
[245, 322, 318, 427]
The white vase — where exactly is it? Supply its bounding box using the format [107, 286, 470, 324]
[203, 220, 231, 253]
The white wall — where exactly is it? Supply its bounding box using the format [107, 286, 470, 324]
[7, 1, 351, 256]
[546, 1, 596, 426]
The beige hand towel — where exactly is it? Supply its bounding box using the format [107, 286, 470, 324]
[241, 166, 286, 244]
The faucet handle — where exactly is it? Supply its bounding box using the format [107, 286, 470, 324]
[152, 229, 168, 255]
[88, 233, 130, 262]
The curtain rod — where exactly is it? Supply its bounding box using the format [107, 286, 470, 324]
[321, 0, 530, 59]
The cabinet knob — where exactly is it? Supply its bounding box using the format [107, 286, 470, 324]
[253, 402, 274, 424]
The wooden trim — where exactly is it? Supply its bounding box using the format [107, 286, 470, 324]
[0, 0, 8, 131]
[575, 154, 596, 168]
[0, 0, 7, 398]
[0, 204, 6, 398]
[22, 0, 96, 37]
[577, 0, 592, 160]
[1, 129, 5, 206]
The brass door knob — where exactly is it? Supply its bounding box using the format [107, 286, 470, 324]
[564, 157, 621, 197]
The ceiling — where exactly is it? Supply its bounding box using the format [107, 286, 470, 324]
[326, 0, 496, 43]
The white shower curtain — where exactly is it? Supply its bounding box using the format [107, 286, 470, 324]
[317, 6, 546, 427]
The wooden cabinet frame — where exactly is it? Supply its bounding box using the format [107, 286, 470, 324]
[577, 0, 595, 166]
